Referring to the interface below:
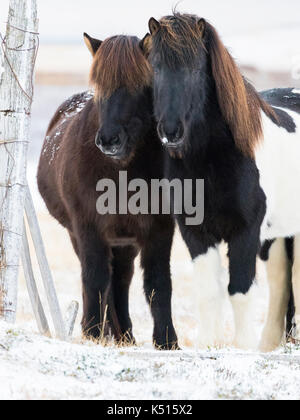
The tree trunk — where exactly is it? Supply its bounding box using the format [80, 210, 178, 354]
[0, 0, 38, 322]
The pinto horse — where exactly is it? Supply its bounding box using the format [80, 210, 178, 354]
[142, 13, 300, 349]
[38, 34, 178, 350]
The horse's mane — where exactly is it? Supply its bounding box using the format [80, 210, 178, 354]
[153, 13, 277, 158]
[90, 35, 152, 100]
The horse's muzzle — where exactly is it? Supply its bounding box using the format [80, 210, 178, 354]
[157, 120, 185, 149]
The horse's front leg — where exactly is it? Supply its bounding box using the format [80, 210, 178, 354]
[141, 219, 179, 350]
[76, 226, 121, 341]
[180, 229, 227, 348]
[228, 223, 262, 350]
[111, 246, 138, 345]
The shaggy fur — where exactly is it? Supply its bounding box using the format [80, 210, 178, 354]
[38, 35, 178, 349]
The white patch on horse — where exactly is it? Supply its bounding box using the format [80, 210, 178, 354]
[191, 247, 227, 349]
[259, 238, 290, 352]
[230, 284, 259, 350]
[256, 109, 300, 240]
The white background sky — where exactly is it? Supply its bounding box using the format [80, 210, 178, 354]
[1, 0, 299, 43]
[1, 0, 300, 72]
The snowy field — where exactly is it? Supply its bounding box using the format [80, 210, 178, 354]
[1, 321, 300, 400]
[1, 0, 300, 401]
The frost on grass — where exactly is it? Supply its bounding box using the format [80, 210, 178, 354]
[1, 321, 300, 400]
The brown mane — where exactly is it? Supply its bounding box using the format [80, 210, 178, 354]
[152, 13, 277, 158]
[90, 35, 152, 100]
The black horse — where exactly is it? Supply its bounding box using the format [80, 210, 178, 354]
[142, 13, 300, 349]
[38, 34, 178, 349]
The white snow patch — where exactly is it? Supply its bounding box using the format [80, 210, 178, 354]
[292, 89, 300, 94]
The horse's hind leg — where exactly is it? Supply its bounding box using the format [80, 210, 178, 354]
[76, 226, 121, 342]
[111, 246, 138, 345]
[259, 238, 290, 352]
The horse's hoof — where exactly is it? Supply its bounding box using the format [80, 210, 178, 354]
[154, 341, 181, 351]
[117, 336, 137, 347]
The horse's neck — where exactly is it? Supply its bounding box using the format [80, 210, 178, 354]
[188, 93, 230, 159]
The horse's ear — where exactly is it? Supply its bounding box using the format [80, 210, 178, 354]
[83, 33, 102, 56]
[148, 18, 160, 35]
[198, 18, 206, 38]
[140, 33, 152, 55]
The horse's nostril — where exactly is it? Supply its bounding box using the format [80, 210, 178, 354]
[159, 120, 184, 143]
[111, 136, 121, 146]
[176, 122, 184, 140]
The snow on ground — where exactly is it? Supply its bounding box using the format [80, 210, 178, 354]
[1, 320, 300, 400]
[3, 172, 295, 400]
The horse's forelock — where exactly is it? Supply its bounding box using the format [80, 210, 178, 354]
[151, 13, 205, 68]
[90, 36, 152, 100]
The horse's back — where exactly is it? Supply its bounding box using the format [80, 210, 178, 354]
[38, 91, 95, 230]
[46, 91, 94, 134]
[260, 88, 300, 114]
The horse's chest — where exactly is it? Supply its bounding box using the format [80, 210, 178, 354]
[169, 151, 263, 242]
[202, 184, 243, 237]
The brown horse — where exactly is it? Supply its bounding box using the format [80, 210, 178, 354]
[37, 34, 179, 349]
